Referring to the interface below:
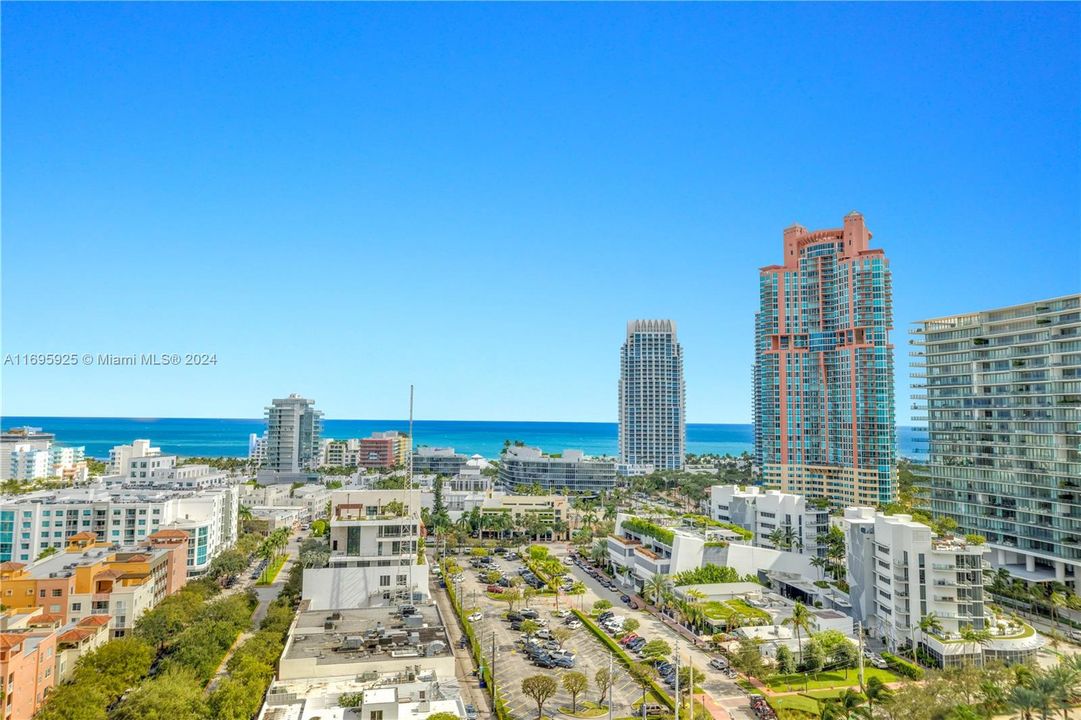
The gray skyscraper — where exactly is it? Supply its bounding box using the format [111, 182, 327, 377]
[265, 394, 323, 472]
[619, 319, 686, 471]
[912, 294, 1081, 591]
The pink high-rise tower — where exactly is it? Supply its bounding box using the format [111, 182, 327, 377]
[753, 212, 896, 507]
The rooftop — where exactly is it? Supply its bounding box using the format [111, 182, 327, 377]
[285, 604, 451, 668]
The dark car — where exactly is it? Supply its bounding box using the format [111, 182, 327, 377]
[552, 654, 575, 668]
[520, 609, 539, 619]
[598, 611, 614, 621]
[497, 577, 511, 587]
[511, 621, 523, 631]
[628, 638, 647, 651]
[506, 612, 524, 622]
[620, 594, 631, 603]
[534, 654, 557, 669]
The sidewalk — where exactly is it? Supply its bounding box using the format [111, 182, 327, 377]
[430, 567, 493, 716]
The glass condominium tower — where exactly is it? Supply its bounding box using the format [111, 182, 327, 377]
[265, 394, 323, 472]
[619, 319, 686, 471]
[754, 212, 896, 507]
[911, 294, 1081, 591]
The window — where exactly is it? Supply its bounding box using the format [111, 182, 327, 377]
[51, 589, 62, 597]
[379, 575, 391, 587]
[71, 602, 82, 612]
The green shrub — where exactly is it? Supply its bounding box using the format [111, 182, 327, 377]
[881, 651, 924, 679]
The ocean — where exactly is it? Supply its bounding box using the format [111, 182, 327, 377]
[1, 416, 927, 462]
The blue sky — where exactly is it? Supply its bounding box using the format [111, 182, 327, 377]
[2, 3, 1078, 423]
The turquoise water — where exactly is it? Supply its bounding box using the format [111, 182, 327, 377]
[2, 416, 927, 461]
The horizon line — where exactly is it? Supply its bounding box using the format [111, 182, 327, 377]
[1, 414, 923, 428]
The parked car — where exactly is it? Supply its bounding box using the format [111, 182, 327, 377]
[552, 654, 575, 668]
[464, 704, 478, 720]
[520, 609, 539, 619]
[468, 611, 483, 622]
[554, 609, 570, 618]
[640, 704, 666, 717]
[619, 634, 639, 646]
[620, 594, 631, 603]
[567, 620, 582, 630]
[709, 657, 728, 671]
[486, 584, 504, 593]
[506, 612, 524, 622]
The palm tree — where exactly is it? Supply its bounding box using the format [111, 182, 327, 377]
[1048, 591, 1067, 632]
[833, 689, 871, 720]
[1009, 685, 1044, 720]
[1040, 664, 1078, 720]
[642, 573, 671, 608]
[959, 626, 992, 668]
[783, 601, 814, 664]
[810, 555, 828, 581]
[863, 676, 892, 717]
[913, 612, 943, 662]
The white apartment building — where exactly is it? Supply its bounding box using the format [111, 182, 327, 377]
[302, 490, 429, 609]
[709, 484, 829, 556]
[108, 439, 161, 476]
[7, 445, 51, 481]
[1, 428, 54, 480]
[323, 438, 361, 467]
[122, 455, 231, 491]
[843, 507, 1042, 667]
[411, 447, 468, 476]
[0, 484, 238, 573]
[4, 434, 87, 482]
[247, 433, 267, 467]
[498, 446, 617, 494]
[619, 319, 686, 471]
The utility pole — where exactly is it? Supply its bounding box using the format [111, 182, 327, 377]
[857, 620, 865, 690]
[673, 642, 681, 720]
[689, 654, 694, 720]
[406, 385, 416, 605]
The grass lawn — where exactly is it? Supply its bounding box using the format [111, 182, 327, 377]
[256, 554, 287, 585]
[560, 701, 609, 718]
[764, 666, 899, 692]
[769, 694, 821, 715]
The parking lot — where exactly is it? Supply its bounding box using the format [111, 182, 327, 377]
[563, 548, 758, 720]
[460, 552, 653, 719]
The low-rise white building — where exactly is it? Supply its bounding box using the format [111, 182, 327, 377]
[302, 490, 428, 608]
[843, 507, 1042, 667]
[708, 485, 829, 556]
[499, 446, 617, 494]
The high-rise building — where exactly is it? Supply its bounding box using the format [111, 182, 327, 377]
[265, 394, 323, 472]
[911, 294, 1081, 590]
[754, 212, 895, 507]
[618, 319, 686, 471]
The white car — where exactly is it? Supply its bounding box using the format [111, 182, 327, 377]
[567, 620, 582, 629]
[554, 609, 570, 618]
[468, 611, 483, 622]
